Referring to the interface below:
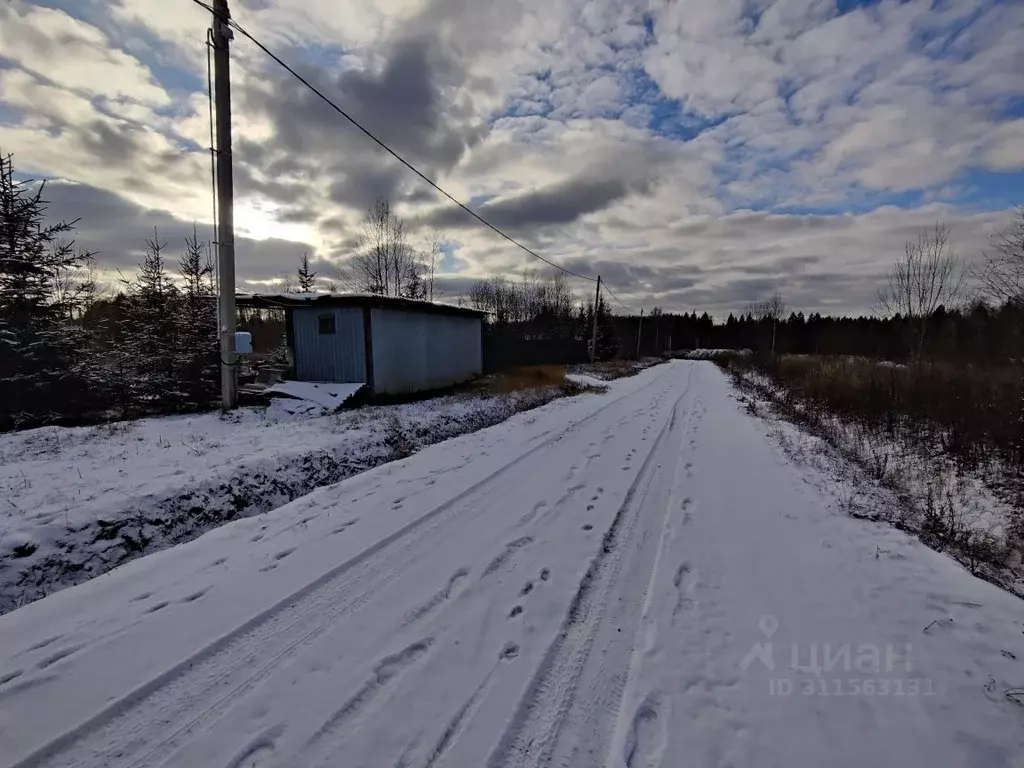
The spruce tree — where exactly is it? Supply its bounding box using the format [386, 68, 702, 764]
[177, 226, 218, 409]
[0, 152, 95, 429]
[120, 230, 183, 411]
[595, 294, 618, 361]
[296, 251, 317, 293]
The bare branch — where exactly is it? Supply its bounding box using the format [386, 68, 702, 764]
[972, 206, 1024, 308]
[877, 221, 963, 359]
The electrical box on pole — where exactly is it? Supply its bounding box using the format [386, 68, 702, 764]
[212, 0, 237, 409]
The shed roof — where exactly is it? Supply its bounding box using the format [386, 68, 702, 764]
[236, 293, 486, 318]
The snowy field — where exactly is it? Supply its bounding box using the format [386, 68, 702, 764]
[0, 386, 568, 614]
[1, 360, 1023, 768]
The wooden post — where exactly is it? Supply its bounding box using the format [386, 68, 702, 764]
[213, 0, 237, 409]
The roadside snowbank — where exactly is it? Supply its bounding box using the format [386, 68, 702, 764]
[564, 372, 609, 389]
[0, 386, 569, 614]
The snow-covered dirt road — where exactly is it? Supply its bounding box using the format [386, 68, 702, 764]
[2, 361, 1023, 768]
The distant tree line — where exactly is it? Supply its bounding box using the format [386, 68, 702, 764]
[620, 213, 1024, 365]
[465, 272, 619, 370]
[612, 300, 1023, 364]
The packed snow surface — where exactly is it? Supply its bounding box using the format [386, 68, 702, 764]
[0, 387, 560, 613]
[1, 361, 1023, 768]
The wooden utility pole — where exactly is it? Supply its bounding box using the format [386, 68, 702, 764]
[635, 308, 644, 359]
[590, 275, 601, 362]
[212, 0, 237, 409]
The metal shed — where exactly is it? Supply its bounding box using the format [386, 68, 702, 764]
[237, 294, 485, 395]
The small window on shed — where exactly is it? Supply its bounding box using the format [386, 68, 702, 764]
[318, 314, 336, 335]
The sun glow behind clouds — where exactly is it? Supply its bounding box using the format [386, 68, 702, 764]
[234, 197, 312, 245]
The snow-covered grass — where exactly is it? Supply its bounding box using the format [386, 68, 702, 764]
[721, 362, 1024, 598]
[564, 372, 610, 389]
[0, 385, 577, 614]
[678, 348, 752, 360]
[567, 357, 662, 381]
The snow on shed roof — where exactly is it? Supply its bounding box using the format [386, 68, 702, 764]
[236, 293, 486, 318]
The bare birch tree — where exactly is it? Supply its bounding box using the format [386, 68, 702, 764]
[748, 291, 785, 355]
[339, 197, 424, 298]
[973, 206, 1024, 308]
[424, 229, 443, 302]
[878, 222, 963, 360]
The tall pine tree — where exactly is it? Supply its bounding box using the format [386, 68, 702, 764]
[119, 230, 184, 410]
[176, 226, 218, 409]
[296, 252, 317, 293]
[0, 152, 96, 429]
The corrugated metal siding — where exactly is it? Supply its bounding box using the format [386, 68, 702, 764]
[293, 307, 366, 382]
[370, 308, 482, 394]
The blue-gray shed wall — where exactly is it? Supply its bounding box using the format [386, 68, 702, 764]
[292, 306, 366, 383]
[370, 308, 482, 394]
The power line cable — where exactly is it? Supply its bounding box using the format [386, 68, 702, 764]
[602, 284, 634, 313]
[188, 0, 597, 284]
[190, 0, 649, 317]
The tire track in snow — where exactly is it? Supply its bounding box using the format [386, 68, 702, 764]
[424, 667, 497, 768]
[487, 369, 695, 768]
[303, 639, 434, 765]
[13, 371, 672, 768]
[605, 372, 701, 768]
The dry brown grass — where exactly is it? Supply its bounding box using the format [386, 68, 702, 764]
[476, 365, 568, 394]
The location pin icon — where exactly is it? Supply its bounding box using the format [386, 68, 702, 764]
[759, 614, 779, 638]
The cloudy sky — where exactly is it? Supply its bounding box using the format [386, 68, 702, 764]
[1, 0, 1022, 315]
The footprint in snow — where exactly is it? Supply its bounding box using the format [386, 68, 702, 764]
[482, 537, 533, 577]
[671, 563, 699, 622]
[224, 725, 285, 768]
[26, 635, 63, 653]
[330, 519, 358, 535]
[624, 692, 669, 768]
[36, 643, 86, 669]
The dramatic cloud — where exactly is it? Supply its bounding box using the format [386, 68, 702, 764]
[43, 181, 314, 289]
[2, 0, 1022, 315]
